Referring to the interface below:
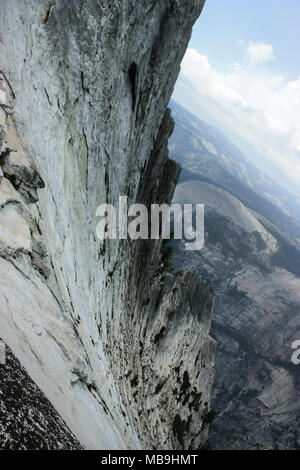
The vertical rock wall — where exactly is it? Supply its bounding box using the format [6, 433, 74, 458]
[0, 0, 216, 449]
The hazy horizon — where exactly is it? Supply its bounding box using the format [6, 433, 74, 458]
[173, 0, 300, 197]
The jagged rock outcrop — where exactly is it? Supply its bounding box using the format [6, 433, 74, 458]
[0, 0, 216, 449]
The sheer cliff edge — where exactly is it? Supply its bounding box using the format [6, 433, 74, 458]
[0, 0, 216, 449]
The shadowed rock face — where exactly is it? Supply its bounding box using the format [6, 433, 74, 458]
[0, 0, 216, 450]
[0, 342, 82, 450]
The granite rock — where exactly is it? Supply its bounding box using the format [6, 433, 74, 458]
[0, 0, 216, 450]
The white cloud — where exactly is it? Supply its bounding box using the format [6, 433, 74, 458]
[174, 47, 300, 192]
[245, 41, 275, 63]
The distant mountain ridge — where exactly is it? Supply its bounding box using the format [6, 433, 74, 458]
[169, 100, 300, 234]
[169, 101, 300, 450]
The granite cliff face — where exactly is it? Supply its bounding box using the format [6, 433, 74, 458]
[0, 0, 216, 449]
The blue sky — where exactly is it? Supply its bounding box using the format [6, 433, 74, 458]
[173, 0, 300, 194]
[190, 0, 300, 81]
